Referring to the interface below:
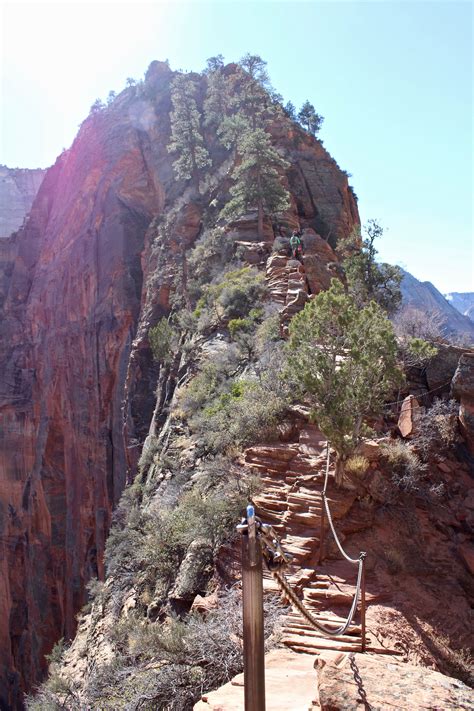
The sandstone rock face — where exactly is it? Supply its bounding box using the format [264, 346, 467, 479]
[452, 352, 474, 453]
[316, 651, 474, 710]
[301, 229, 338, 295]
[0, 79, 169, 708]
[0, 165, 46, 239]
[0, 67, 359, 707]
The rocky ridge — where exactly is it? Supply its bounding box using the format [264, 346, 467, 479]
[400, 269, 474, 343]
[446, 292, 474, 322]
[0, 61, 358, 708]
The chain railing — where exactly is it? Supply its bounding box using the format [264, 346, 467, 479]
[237, 443, 368, 709]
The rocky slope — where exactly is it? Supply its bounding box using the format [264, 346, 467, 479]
[446, 292, 474, 322]
[0, 61, 358, 709]
[399, 269, 474, 343]
[0, 165, 46, 239]
[28, 221, 474, 710]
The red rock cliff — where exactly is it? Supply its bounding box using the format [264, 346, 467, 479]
[0, 61, 359, 708]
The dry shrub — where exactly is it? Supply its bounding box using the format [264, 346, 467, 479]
[82, 589, 284, 711]
[380, 440, 426, 492]
[413, 398, 459, 462]
[345, 455, 369, 477]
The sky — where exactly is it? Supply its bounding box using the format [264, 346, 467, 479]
[0, 0, 472, 293]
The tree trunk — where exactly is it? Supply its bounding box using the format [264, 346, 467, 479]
[335, 455, 345, 487]
[257, 200, 264, 240]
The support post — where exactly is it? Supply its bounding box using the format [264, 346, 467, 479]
[241, 505, 266, 711]
[360, 558, 366, 652]
[318, 496, 326, 564]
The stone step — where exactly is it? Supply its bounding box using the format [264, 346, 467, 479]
[283, 635, 362, 653]
[282, 626, 361, 643]
[285, 617, 361, 635]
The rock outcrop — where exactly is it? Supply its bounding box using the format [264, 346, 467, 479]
[0, 165, 46, 239]
[0, 63, 359, 708]
[316, 651, 474, 710]
[194, 649, 474, 710]
[452, 352, 474, 453]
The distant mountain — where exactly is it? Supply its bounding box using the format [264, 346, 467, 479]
[445, 292, 474, 322]
[399, 270, 474, 343]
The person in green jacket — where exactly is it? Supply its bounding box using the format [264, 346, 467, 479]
[289, 229, 304, 260]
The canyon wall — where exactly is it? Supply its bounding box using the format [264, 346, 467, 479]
[0, 166, 46, 240]
[0, 62, 359, 709]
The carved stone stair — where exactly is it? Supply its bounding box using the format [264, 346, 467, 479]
[265, 252, 310, 335]
[246, 427, 401, 658]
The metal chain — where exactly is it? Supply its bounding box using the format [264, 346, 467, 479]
[270, 561, 364, 638]
[254, 441, 367, 639]
[258, 520, 366, 638]
[322, 444, 360, 564]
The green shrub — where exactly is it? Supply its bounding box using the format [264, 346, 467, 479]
[149, 318, 179, 364]
[105, 472, 249, 596]
[180, 346, 241, 416]
[187, 227, 236, 295]
[190, 376, 288, 454]
[196, 266, 266, 329]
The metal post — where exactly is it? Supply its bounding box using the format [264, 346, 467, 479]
[241, 505, 266, 711]
[360, 558, 366, 652]
[318, 495, 326, 564]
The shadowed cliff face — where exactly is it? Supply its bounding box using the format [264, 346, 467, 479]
[0, 62, 359, 708]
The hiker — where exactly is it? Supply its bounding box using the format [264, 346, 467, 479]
[289, 229, 304, 260]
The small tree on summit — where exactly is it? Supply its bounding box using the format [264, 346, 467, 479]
[284, 101, 297, 121]
[220, 128, 290, 239]
[204, 54, 225, 73]
[168, 75, 211, 185]
[298, 100, 324, 135]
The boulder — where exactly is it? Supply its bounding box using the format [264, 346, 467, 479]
[316, 651, 474, 710]
[397, 395, 420, 437]
[425, 343, 469, 393]
[169, 539, 214, 602]
[194, 649, 318, 710]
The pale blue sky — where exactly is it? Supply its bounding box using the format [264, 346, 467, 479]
[1, 0, 472, 292]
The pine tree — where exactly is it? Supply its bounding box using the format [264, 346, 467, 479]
[298, 100, 324, 135]
[220, 128, 290, 238]
[167, 75, 211, 184]
[234, 54, 276, 130]
[339, 220, 402, 314]
[203, 65, 232, 128]
[286, 280, 402, 485]
[204, 54, 225, 74]
[284, 101, 297, 121]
